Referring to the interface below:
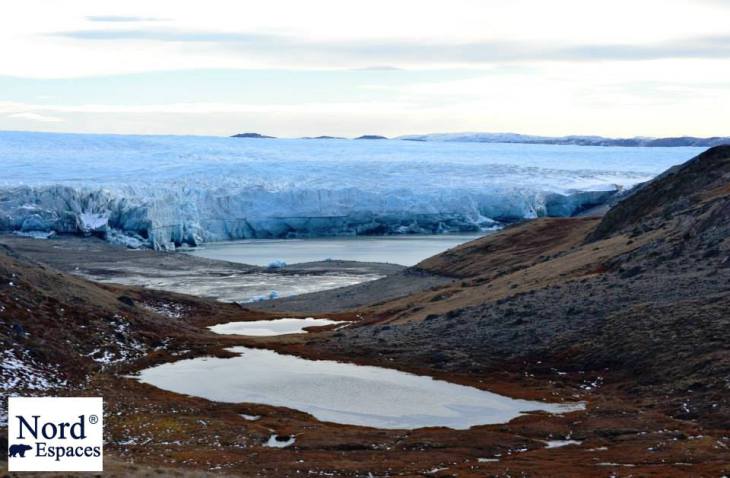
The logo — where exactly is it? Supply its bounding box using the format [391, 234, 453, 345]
[8, 397, 103, 472]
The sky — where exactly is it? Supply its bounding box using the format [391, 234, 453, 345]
[1, 0, 729, 138]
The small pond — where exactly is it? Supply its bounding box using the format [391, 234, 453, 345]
[136, 347, 583, 430]
[209, 318, 340, 336]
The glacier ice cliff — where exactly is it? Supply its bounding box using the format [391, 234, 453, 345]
[0, 131, 702, 250]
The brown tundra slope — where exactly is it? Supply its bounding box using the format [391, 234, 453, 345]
[313, 145, 730, 430]
[0, 146, 729, 477]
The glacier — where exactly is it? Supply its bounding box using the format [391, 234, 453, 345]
[0, 131, 703, 250]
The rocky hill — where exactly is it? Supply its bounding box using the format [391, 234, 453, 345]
[589, 144, 730, 240]
[0, 243, 257, 402]
[317, 146, 730, 431]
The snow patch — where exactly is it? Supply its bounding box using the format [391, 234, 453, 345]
[0, 348, 67, 392]
[0, 348, 69, 425]
[85, 315, 147, 365]
[265, 434, 295, 448]
[544, 439, 583, 448]
[142, 301, 187, 319]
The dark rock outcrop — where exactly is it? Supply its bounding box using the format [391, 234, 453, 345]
[231, 133, 276, 139]
[354, 135, 388, 140]
[588, 145, 730, 241]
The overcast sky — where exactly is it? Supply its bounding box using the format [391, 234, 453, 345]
[1, 0, 729, 137]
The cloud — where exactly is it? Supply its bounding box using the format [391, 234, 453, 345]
[85, 16, 167, 23]
[560, 36, 730, 61]
[0, 100, 414, 116]
[57, 29, 286, 45]
[7, 112, 63, 122]
[53, 28, 730, 64]
[352, 66, 403, 71]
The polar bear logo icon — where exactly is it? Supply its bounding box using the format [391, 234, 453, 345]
[8, 443, 33, 458]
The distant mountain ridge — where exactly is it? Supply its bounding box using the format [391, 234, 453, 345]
[230, 131, 729, 146]
[231, 132, 276, 139]
[397, 132, 730, 147]
[355, 135, 388, 140]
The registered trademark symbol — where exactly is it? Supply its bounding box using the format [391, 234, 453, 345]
[89, 414, 99, 424]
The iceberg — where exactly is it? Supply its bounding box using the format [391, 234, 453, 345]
[0, 131, 701, 250]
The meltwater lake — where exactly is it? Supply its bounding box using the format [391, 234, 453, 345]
[138, 318, 584, 429]
[137, 346, 583, 430]
[83, 234, 481, 304]
[184, 234, 482, 267]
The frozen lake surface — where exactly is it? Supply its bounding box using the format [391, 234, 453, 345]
[136, 346, 584, 429]
[80, 268, 380, 303]
[209, 318, 340, 336]
[185, 234, 481, 267]
[75, 234, 475, 303]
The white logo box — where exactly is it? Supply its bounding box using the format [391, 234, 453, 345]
[8, 397, 103, 472]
